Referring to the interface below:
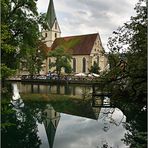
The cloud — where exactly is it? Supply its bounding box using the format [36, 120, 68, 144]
[53, 112, 128, 148]
[37, 0, 138, 51]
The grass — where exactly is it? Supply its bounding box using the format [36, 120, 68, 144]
[22, 93, 82, 102]
[21, 93, 96, 119]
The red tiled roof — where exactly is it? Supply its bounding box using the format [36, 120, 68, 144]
[51, 33, 98, 55]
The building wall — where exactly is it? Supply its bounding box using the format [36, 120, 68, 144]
[43, 104, 60, 128]
[40, 20, 61, 75]
[71, 55, 90, 73]
[42, 35, 108, 75]
[17, 34, 108, 76]
[90, 35, 108, 72]
[42, 20, 61, 47]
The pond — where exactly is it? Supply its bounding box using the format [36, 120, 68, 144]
[16, 82, 92, 97]
[1, 82, 147, 148]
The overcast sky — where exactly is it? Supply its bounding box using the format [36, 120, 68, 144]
[37, 0, 138, 51]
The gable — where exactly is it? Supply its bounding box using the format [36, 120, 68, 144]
[90, 34, 105, 56]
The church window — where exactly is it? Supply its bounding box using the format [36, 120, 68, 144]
[97, 56, 99, 63]
[55, 111, 57, 116]
[49, 58, 51, 67]
[45, 33, 47, 38]
[82, 57, 86, 73]
[55, 22, 57, 29]
[73, 58, 76, 72]
[55, 33, 57, 38]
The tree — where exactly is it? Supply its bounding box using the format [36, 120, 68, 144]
[48, 48, 72, 77]
[106, 0, 147, 102]
[1, 94, 48, 148]
[88, 61, 100, 74]
[1, 0, 47, 80]
[20, 41, 48, 77]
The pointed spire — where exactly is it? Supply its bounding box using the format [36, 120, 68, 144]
[46, 0, 57, 29]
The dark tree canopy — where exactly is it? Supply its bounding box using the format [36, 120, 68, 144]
[105, 0, 147, 102]
[88, 61, 100, 74]
[48, 48, 72, 76]
[1, 0, 48, 80]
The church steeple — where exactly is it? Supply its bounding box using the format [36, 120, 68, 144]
[42, 0, 61, 48]
[46, 0, 56, 29]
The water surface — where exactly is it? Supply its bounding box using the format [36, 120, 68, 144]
[2, 83, 147, 148]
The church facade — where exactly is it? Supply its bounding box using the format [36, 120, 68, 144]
[40, 0, 108, 75]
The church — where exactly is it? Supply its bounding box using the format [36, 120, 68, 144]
[40, 0, 108, 75]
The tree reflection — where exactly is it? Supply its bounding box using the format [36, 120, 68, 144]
[1, 94, 48, 148]
[96, 96, 147, 147]
[121, 104, 147, 147]
[97, 140, 114, 148]
[112, 97, 147, 148]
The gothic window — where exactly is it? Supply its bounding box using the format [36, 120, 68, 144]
[73, 58, 76, 72]
[55, 111, 57, 116]
[55, 22, 57, 29]
[97, 56, 99, 64]
[45, 33, 47, 38]
[49, 58, 51, 67]
[55, 33, 57, 38]
[82, 57, 86, 73]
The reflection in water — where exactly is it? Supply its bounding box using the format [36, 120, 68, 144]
[2, 83, 147, 148]
[11, 83, 25, 122]
[54, 109, 127, 148]
[11, 83, 24, 108]
[42, 104, 60, 148]
[12, 83, 21, 100]
[17, 82, 92, 97]
[2, 96, 128, 148]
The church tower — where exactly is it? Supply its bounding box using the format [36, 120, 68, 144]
[42, 0, 61, 47]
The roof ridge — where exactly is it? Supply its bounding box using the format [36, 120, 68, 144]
[58, 33, 98, 39]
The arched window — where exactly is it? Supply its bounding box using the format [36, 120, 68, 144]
[45, 33, 47, 38]
[97, 56, 99, 64]
[82, 57, 86, 73]
[55, 22, 57, 29]
[55, 33, 57, 38]
[73, 58, 76, 72]
[48, 58, 51, 67]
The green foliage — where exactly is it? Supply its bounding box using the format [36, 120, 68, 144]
[88, 61, 100, 74]
[106, 0, 147, 101]
[2, 101, 43, 147]
[38, 13, 50, 31]
[1, 0, 48, 79]
[111, 95, 147, 148]
[53, 38, 81, 52]
[21, 42, 48, 76]
[1, 64, 16, 80]
[48, 48, 72, 76]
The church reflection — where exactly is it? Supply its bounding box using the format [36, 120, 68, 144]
[42, 104, 60, 148]
[40, 102, 105, 148]
[40, 96, 113, 144]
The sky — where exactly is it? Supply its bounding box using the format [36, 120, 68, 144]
[37, 0, 138, 51]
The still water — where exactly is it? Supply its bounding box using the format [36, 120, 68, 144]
[2, 82, 147, 148]
[16, 82, 92, 96]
